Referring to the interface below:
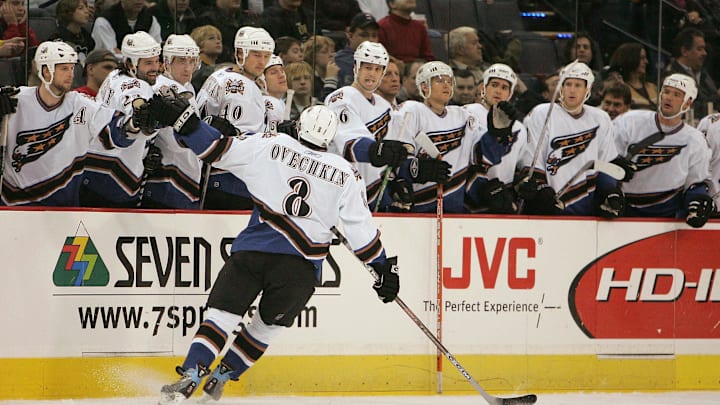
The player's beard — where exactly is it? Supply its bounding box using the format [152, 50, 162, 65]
[50, 80, 72, 96]
[138, 69, 158, 85]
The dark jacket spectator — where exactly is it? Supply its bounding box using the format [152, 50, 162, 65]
[151, 0, 198, 40]
[50, 0, 95, 63]
[334, 12, 378, 88]
[304, 0, 360, 31]
[260, 0, 313, 41]
[91, 0, 162, 53]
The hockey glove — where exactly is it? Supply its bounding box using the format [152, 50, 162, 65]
[487, 101, 520, 144]
[368, 140, 411, 168]
[202, 115, 241, 137]
[596, 187, 625, 219]
[0, 86, 18, 116]
[143, 143, 163, 176]
[369, 256, 399, 303]
[610, 155, 637, 182]
[149, 90, 199, 136]
[276, 119, 298, 139]
[686, 194, 714, 228]
[130, 98, 160, 135]
[409, 157, 452, 184]
[481, 178, 518, 214]
[519, 179, 560, 215]
[388, 178, 414, 212]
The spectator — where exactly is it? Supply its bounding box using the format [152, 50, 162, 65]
[335, 12, 379, 88]
[310, 0, 361, 31]
[375, 55, 403, 109]
[74, 49, 118, 98]
[190, 24, 222, 91]
[665, 27, 719, 118]
[600, 83, 632, 120]
[396, 58, 422, 103]
[91, 0, 162, 54]
[563, 32, 603, 73]
[451, 68, 476, 106]
[196, 0, 249, 64]
[378, 0, 433, 64]
[285, 60, 321, 120]
[303, 34, 339, 100]
[609, 42, 658, 111]
[50, 0, 95, 64]
[151, 0, 197, 40]
[260, 0, 313, 42]
[275, 35, 304, 64]
[448, 26, 487, 84]
[684, 1, 720, 83]
[0, 0, 39, 54]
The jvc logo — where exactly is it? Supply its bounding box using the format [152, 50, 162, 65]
[444, 237, 536, 289]
[596, 268, 720, 302]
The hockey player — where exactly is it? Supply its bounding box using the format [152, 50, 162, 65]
[258, 54, 288, 134]
[148, 98, 401, 404]
[464, 63, 528, 214]
[697, 112, 720, 211]
[194, 26, 274, 210]
[614, 73, 713, 227]
[324, 41, 412, 211]
[143, 34, 204, 209]
[0, 41, 147, 206]
[520, 61, 626, 217]
[82, 31, 161, 208]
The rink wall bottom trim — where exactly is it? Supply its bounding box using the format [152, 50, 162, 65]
[1, 354, 718, 399]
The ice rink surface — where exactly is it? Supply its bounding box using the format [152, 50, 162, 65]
[1, 392, 719, 405]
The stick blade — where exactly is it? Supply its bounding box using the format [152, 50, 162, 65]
[593, 160, 625, 180]
[415, 131, 441, 159]
[501, 394, 538, 404]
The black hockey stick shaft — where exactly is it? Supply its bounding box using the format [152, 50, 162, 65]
[329, 226, 537, 405]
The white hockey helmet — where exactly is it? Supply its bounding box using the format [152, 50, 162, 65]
[353, 41, 389, 68]
[483, 63, 517, 98]
[559, 61, 594, 101]
[234, 26, 275, 66]
[415, 60, 454, 100]
[659, 73, 698, 119]
[163, 34, 200, 81]
[121, 31, 161, 77]
[265, 54, 284, 70]
[297, 105, 339, 149]
[35, 40, 78, 97]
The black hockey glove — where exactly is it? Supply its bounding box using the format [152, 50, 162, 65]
[276, 119, 298, 138]
[202, 115, 241, 137]
[487, 101, 520, 144]
[368, 140, 411, 168]
[149, 89, 199, 136]
[143, 143, 163, 175]
[388, 178, 414, 212]
[0, 86, 18, 116]
[130, 98, 160, 135]
[369, 256, 399, 303]
[481, 178, 518, 214]
[519, 179, 560, 215]
[610, 155, 637, 182]
[409, 157, 452, 184]
[686, 194, 714, 228]
[596, 187, 625, 219]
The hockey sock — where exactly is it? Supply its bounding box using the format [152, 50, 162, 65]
[182, 308, 242, 371]
[222, 311, 283, 380]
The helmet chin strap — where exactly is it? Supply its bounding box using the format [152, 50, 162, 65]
[39, 68, 63, 99]
[658, 100, 692, 120]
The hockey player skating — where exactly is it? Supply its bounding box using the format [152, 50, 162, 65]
[82, 31, 161, 208]
[195, 26, 274, 210]
[143, 34, 204, 209]
[324, 41, 411, 211]
[613, 73, 713, 227]
[257, 54, 288, 134]
[464, 63, 528, 214]
[0, 41, 149, 206]
[147, 98, 400, 404]
[520, 61, 628, 217]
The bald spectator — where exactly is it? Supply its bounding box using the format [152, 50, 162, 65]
[378, 0, 433, 63]
[600, 83, 632, 120]
[260, 0, 313, 42]
[448, 26, 487, 83]
[335, 12, 379, 88]
[91, 0, 162, 54]
[74, 49, 118, 98]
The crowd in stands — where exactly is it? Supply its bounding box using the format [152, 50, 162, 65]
[0, 0, 719, 227]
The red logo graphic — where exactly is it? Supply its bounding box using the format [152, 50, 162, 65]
[569, 230, 720, 339]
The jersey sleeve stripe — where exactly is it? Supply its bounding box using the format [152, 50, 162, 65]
[1, 157, 85, 205]
[354, 230, 383, 263]
[202, 137, 233, 164]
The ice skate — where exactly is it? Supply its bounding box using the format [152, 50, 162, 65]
[158, 364, 209, 405]
[198, 361, 236, 402]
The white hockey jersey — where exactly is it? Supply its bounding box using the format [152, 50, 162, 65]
[614, 110, 711, 217]
[263, 95, 286, 134]
[697, 113, 720, 207]
[144, 74, 203, 209]
[86, 69, 156, 205]
[523, 103, 618, 214]
[195, 67, 265, 134]
[2, 88, 118, 206]
[324, 85, 393, 207]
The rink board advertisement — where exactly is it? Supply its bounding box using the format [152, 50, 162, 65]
[0, 209, 719, 398]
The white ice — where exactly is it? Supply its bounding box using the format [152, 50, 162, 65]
[1, 392, 719, 405]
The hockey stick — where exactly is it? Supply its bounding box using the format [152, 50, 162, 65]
[283, 89, 295, 121]
[329, 227, 537, 405]
[553, 160, 625, 210]
[0, 111, 9, 196]
[414, 131, 444, 392]
[374, 111, 411, 213]
[625, 130, 665, 159]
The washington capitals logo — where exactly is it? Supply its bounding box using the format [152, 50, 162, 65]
[427, 126, 465, 155]
[367, 109, 391, 141]
[546, 126, 598, 175]
[12, 114, 72, 172]
[225, 78, 244, 94]
[633, 145, 686, 171]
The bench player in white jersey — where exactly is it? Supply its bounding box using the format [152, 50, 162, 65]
[464, 63, 528, 214]
[148, 99, 401, 404]
[521, 62, 626, 217]
[195, 27, 273, 210]
[142, 34, 204, 209]
[614, 74, 713, 227]
[82, 31, 161, 208]
[324, 41, 411, 211]
[257, 55, 287, 134]
[0, 41, 146, 206]
[697, 112, 720, 211]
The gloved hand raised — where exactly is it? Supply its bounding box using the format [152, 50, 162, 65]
[487, 101, 520, 144]
[369, 256, 399, 303]
[0, 86, 19, 117]
[203, 115, 241, 137]
[148, 87, 199, 136]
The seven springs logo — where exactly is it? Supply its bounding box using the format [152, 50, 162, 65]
[569, 230, 720, 339]
[53, 222, 109, 287]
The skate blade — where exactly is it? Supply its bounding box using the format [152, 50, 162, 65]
[158, 392, 187, 405]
